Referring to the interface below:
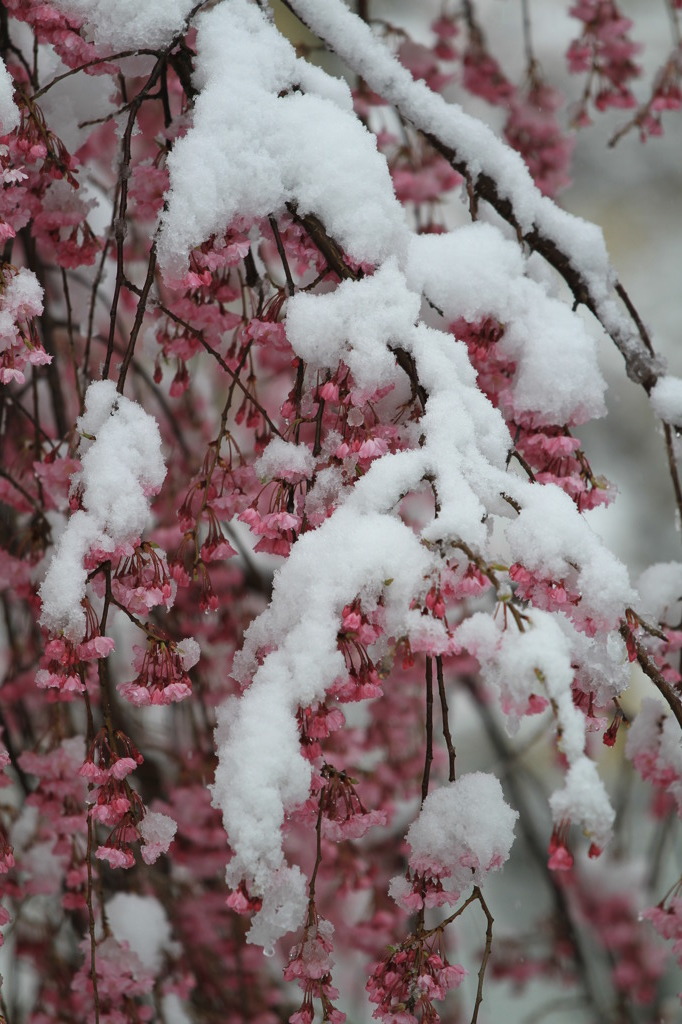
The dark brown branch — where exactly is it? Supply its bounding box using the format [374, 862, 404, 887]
[421, 656, 434, 803]
[286, 204, 360, 282]
[117, 246, 157, 393]
[620, 623, 682, 730]
[662, 420, 682, 531]
[470, 886, 494, 1024]
[436, 655, 456, 782]
[103, 55, 170, 379]
[268, 215, 296, 297]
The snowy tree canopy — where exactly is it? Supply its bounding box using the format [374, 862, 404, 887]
[1, 1, 682, 1022]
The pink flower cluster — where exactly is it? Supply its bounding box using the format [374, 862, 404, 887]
[81, 728, 176, 870]
[118, 637, 198, 707]
[567, 0, 641, 120]
[284, 915, 346, 1024]
[111, 541, 175, 615]
[452, 316, 612, 513]
[0, 264, 49, 384]
[367, 938, 466, 1024]
[35, 600, 115, 699]
[504, 80, 575, 198]
[643, 893, 682, 977]
[332, 600, 385, 702]
[570, 870, 668, 1004]
[318, 764, 387, 842]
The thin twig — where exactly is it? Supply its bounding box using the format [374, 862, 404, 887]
[470, 886, 494, 1024]
[421, 657, 434, 803]
[125, 286, 283, 437]
[86, 815, 101, 1024]
[117, 246, 157, 393]
[31, 50, 156, 99]
[436, 655, 456, 782]
[268, 216, 296, 297]
[662, 420, 682, 532]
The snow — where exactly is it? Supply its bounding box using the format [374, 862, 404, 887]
[49, 0, 196, 50]
[255, 437, 317, 484]
[505, 484, 635, 627]
[139, 810, 178, 865]
[454, 607, 615, 848]
[287, 262, 512, 550]
[549, 758, 615, 850]
[286, 261, 416, 398]
[407, 225, 607, 423]
[214, 232, 635, 943]
[184, 0, 649, 948]
[399, 773, 518, 896]
[406, 224, 525, 322]
[212, 508, 432, 946]
[157, 0, 408, 280]
[39, 380, 166, 639]
[176, 637, 201, 670]
[637, 562, 682, 623]
[650, 375, 682, 427]
[1, 268, 43, 324]
[105, 893, 174, 974]
[0, 57, 20, 135]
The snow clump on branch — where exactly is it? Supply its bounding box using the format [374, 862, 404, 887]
[39, 379, 166, 640]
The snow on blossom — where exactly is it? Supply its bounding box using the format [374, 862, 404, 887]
[505, 484, 635, 629]
[455, 611, 557, 730]
[139, 810, 178, 865]
[106, 892, 174, 973]
[549, 757, 615, 851]
[650, 375, 682, 427]
[0, 265, 47, 385]
[286, 260, 512, 551]
[562, 618, 630, 708]
[176, 636, 201, 671]
[157, 0, 408, 279]
[39, 379, 166, 639]
[456, 609, 617, 849]
[0, 265, 43, 320]
[255, 437, 317, 484]
[48, 0, 196, 49]
[286, 263, 416, 398]
[0, 56, 19, 135]
[213, 509, 432, 947]
[391, 773, 518, 901]
[406, 224, 607, 425]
